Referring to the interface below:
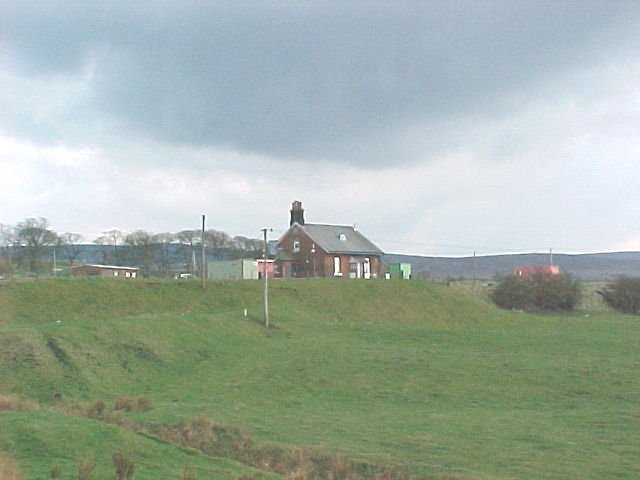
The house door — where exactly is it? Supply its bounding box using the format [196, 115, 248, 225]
[363, 258, 371, 279]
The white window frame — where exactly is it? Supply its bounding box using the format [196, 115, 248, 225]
[293, 239, 300, 253]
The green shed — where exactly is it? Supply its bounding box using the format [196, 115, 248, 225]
[389, 263, 411, 280]
[207, 259, 259, 280]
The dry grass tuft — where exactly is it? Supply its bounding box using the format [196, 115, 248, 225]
[152, 417, 408, 480]
[0, 453, 23, 480]
[112, 450, 135, 480]
[180, 465, 197, 480]
[77, 455, 95, 480]
[0, 394, 38, 412]
[112, 395, 153, 413]
[136, 396, 153, 412]
[86, 400, 106, 418]
[114, 396, 137, 412]
[50, 462, 62, 478]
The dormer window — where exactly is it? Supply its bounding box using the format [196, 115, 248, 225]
[339, 233, 347, 241]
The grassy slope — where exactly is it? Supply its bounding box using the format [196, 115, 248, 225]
[0, 279, 639, 479]
[0, 412, 276, 480]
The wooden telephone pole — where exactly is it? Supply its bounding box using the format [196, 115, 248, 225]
[201, 214, 206, 289]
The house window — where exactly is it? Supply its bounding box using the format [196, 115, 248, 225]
[125, 271, 131, 278]
[334, 256, 342, 276]
[339, 233, 347, 241]
[113, 271, 119, 277]
[293, 239, 300, 252]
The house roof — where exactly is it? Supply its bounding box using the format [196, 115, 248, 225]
[288, 223, 383, 255]
[73, 264, 139, 271]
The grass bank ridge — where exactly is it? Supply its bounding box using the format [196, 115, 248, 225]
[0, 279, 638, 479]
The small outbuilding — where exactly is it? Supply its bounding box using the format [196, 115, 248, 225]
[514, 265, 560, 280]
[207, 259, 259, 280]
[388, 263, 412, 280]
[71, 264, 139, 278]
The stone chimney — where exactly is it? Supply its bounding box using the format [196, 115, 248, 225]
[290, 201, 305, 226]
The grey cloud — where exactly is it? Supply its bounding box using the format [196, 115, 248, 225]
[2, 1, 639, 164]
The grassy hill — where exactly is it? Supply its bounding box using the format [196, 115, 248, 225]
[0, 279, 638, 479]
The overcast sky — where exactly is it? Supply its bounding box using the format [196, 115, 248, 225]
[1, 1, 639, 255]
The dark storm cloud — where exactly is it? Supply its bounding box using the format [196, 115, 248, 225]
[2, 1, 639, 164]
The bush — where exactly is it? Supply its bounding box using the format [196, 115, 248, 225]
[598, 276, 640, 314]
[491, 272, 581, 312]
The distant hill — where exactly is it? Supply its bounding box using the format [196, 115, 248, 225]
[383, 251, 640, 281]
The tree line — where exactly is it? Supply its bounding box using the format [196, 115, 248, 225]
[0, 217, 264, 278]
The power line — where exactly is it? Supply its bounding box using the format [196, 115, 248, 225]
[372, 238, 550, 253]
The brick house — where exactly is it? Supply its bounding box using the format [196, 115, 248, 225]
[276, 201, 383, 279]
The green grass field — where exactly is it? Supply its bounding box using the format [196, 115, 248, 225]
[0, 279, 638, 479]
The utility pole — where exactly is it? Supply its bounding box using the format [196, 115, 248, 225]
[201, 214, 206, 289]
[549, 247, 554, 267]
[262, 228, 271, 328]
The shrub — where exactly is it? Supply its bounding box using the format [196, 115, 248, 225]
[491, 272, 581, 312]
[598, 276, 640, 314]
[490, 274, 534, 311]
[112, 450, 135, 480]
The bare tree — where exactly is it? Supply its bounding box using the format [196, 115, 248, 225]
[58, 232, 84, 266]
[124, 230, 157, 276]
[177, 229, 200, 274]
[204, 230, 233, 253]
[153, 232, 176, 276]
[0, 223, 17, 277]
[93, 229, 126, 264]
[15, 217, 58, 274]
[231, 235, 263, 259]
